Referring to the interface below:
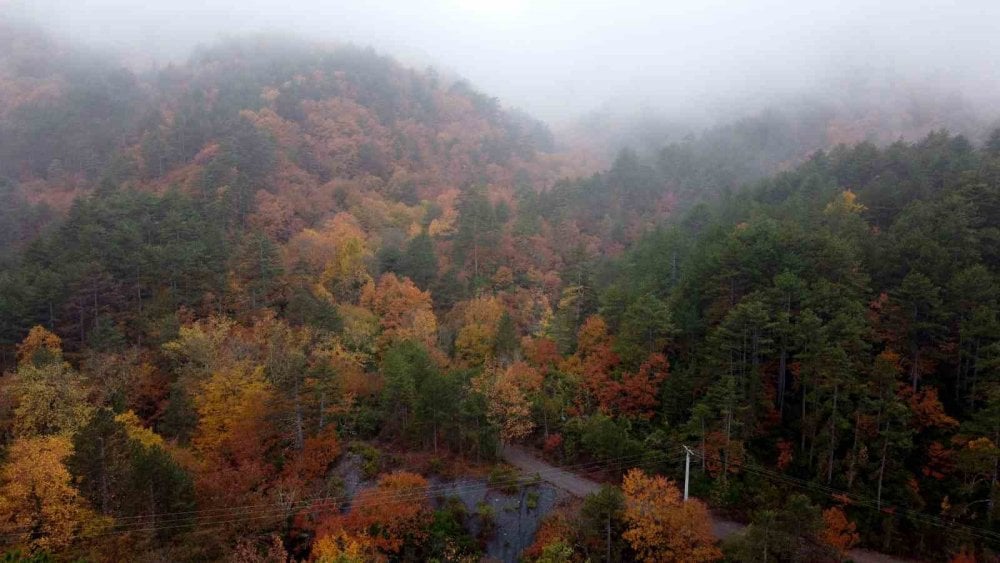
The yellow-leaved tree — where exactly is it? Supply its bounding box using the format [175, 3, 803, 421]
[453, 295, 504, 367]
[5, 327, 91, 438]
[0, 436, 109, 553]
[192, 362, 279, 510]
[471, 362, 535, 451]
[311, 529, 371, 562]
[621, 468, 721, 563]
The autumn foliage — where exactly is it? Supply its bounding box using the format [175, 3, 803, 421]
[0, 436, 108, 553]
[15, 326, 62, 366]
[3, 21, 1000, 563]
[361, 273, 438, 350]
[621, 468, 720, 563]
[312, 471, 432, 560]
[820, 506, 859, 553]
[523, 510, 575, 561]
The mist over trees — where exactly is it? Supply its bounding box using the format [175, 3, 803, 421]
[1, 8, 1000, 563]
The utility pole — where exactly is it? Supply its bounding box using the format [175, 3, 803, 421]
[606, 511, 611, 562]
[683, 445, 694, 501]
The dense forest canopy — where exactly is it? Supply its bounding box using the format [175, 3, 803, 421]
[1, 22, 999, 563]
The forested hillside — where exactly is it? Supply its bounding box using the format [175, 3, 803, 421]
[0, 26, 999, 563]
[564, 84, 992, 216]
[592, 132, 1000, 561]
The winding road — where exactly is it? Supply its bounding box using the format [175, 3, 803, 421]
[501, 445, 911, 563]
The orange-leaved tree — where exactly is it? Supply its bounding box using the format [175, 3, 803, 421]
[601, 352, 669, 420]
[15, 325, 63, 366]
[820, 506, 859, 554]
[621, 468, 720, 563]
[947, 547, 978, 563]
[360, 273, 437, 350]
[574, 315, 621, 414]
[313, 471, 432, 560]
[278, 428, 342, 499]
[523, 510, 575, 561]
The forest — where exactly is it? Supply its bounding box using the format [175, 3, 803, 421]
[0, 21, 999, 563]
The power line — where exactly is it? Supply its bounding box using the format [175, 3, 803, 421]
[687, 447, 1000, 545]
[113, 448, 680, 527]
[99, 449, 684, 538]
[0, 448, 685, 543]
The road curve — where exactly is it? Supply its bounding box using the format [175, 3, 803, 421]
[500, 445, 913, 563]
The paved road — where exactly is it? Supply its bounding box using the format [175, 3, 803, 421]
[502, 444, 601, 497]
[501, 445, 912, 563]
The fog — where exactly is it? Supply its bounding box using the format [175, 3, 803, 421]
[4, 0, 1000, 125]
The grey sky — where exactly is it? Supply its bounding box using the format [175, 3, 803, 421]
[5, 0, 1000, 123]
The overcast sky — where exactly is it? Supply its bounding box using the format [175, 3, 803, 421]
[4, 0, 1000, 123]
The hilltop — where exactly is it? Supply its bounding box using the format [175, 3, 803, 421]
[1, 25, 999, 563]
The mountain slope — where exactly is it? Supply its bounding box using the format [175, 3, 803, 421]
[2, 26, 1000, 563]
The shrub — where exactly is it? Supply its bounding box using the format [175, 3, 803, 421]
[488, 464, 522, 494]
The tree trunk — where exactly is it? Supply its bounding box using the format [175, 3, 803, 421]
[723, 408, 732, 482]
[827, 383, 838, 485]
[801, 380, 808, 452]
[762, 526, 769, 562]
[606, 512, 612, 562]
[990, 426, 999, 522]
[877, 422, 890, 509]
[318, 393, 326, 431]
[93, 282, 100, 330]
[955, 330, 965, 401]
[99, 437, 110, 515]
[136, 265, 142, 316]
[778, 346, 787, 416]
[293, 378, 304, 450]
[808, 429, 816, 470]
[701, 416, 707, 474]
[970, 339, 980, 409]
[147, 481, 157, 529]
[847, 412, 860, 489]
